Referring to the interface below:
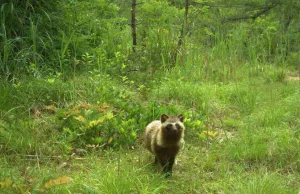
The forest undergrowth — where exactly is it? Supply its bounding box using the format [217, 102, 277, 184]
[1, 0, 300, 193]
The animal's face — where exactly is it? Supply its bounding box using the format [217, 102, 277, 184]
[164, 122, 183, 135]
[161, 114, 185, 137]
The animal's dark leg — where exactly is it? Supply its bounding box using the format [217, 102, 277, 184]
[164, 156, 175, 177]
[158, 155, 168, 174]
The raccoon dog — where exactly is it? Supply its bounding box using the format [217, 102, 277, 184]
[144, 114, 185, 176]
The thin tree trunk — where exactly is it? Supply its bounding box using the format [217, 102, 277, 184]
[174, 0, 189, 65]
[178, 0, 189, 48]
[131, 0, 137, 52]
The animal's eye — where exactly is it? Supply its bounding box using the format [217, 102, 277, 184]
[175, 123, 182, 130]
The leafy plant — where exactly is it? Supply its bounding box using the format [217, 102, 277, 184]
[57, 102, 142, 148]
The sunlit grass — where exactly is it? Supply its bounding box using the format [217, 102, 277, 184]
[0, 0, 299, 193]
[1, 62, 299, 193]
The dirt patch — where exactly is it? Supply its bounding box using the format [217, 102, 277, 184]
[286, 71, 300, 81]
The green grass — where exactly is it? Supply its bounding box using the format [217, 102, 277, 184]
[0, 1, 299, 193]
[1, 62, 299, 193]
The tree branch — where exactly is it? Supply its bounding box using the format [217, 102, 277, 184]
[192, 2, 271, 8]
[222, 4, 278, 22]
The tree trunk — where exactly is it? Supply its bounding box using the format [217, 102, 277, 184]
[178, 0, 189, 47]
[131, 0, 137, 52]
[174, 0, 189, 65]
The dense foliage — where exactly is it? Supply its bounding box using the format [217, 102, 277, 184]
[1, 0, 299, 77]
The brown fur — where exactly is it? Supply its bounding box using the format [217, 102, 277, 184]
[144, 114, 185, 176]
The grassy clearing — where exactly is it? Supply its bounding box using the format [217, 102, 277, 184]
[1, 62, 299, 193]
[0, 1, 299, 193]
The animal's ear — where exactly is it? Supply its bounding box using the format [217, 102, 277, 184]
[161, 114, 169, 123]
[178, 114, 184, 122]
